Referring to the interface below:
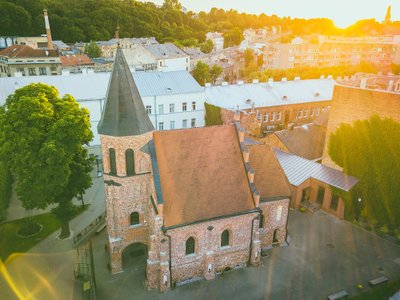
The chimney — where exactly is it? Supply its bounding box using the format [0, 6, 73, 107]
[268, 78, 274, 87]
[239, 128, 245, 143]
[253, 190, 260, 207]
[248, 168, 255, 184]
[281, 77, 287, 82]
[252, 79, 259, 84]
[294, 76, 300, 81]
[360, 77, 368, 89]
[43, 9, 54, 50]
[243, 147, 249, 163]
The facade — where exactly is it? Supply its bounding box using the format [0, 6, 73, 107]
[206, 32, 224, 52]
[99, 48, 292, 291]
[322, 84, 400, 168]
[264, 35, 400, 69]
[274, 148, 358, 219]
[0, 45, 61, 77]
[205, 78, 334, 136]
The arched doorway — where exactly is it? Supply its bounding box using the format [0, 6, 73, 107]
[273, 229, 279, 244]
[121, 243, 148, 277]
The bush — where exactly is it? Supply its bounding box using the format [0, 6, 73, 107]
[379, 225, 389, 234]
[17, 218, 42, 236]
[204, 103, 223, 126]
[299, 207, 307, 213]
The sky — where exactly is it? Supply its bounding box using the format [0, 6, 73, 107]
[147, 0, 397, 28]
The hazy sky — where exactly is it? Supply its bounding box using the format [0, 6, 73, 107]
[147, 0, 397, 28]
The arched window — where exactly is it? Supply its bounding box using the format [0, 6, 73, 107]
[185, 237, 195, 255]
[125, 149, 135, 176]
[221, 230, 230, 247]
[259, 214, 264, 228]
[130, 212, 139, 225]
[109, 148, 117, 175]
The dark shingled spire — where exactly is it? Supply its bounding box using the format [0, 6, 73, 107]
[98, 48, 154, 136]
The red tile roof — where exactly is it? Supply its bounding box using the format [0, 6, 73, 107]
[60, 54, 94, 67]
[0, 45, 59, 58]
[154, 125, 255, 227]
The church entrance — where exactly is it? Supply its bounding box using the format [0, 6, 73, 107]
[121, 243, 148, 280]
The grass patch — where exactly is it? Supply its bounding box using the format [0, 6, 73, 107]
[349, 280, 400, 299]
[0, 205, 88, 261]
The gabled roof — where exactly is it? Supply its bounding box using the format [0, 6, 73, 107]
[153, 125, 255, 227]
[248, 145, 292, 200]
[60, 54, 93, 67]
[143, 43, 188, 59]
[0, 45, 59, 58]
[273, 148, 358, 191]
[98, 48, 154, 136]
[275, 123, 326, 160]
[132, 71, 203, 96]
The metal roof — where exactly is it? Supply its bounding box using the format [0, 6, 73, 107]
[205, 79, 335, 110]
[143, 43, 188, 59]
[133, 71, 203, 97]
[273, 148, 358, 191]
[98, 48, 154, 136]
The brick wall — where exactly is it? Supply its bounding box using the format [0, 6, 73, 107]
[259, 199, 289, 247]
[322, 85, 400, 168]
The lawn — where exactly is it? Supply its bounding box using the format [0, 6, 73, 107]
[0, 205, 88, 261]
[349, 280, 400, 299]
[0, 213, 61, 261]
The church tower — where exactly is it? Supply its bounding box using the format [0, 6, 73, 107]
[384, 5, 391, 24]
[98, 48, 155, 275]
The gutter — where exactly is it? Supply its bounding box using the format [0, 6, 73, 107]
[162, 230, 173, 289]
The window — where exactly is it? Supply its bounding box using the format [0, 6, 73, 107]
[317, 186, 325, 204]
[271, 112, 275, 121]
[158, 104, 164, 114]
[130, 212, 139, 225]
[185, 237, 195, 255]
[125, 149, 135, 176]
[28, 67, 36, 76]
[221, 230, 230, 247]
[192, 101, 196, 110]
[146, 105, 152, 114]
[169, 103, 175, 113]
[264, 113, 269, 122]
[170, 120, 175, 130]
[330, 194, 339, 211]
[159, 61, 162, 67]
[298, 110, 303, 118]
[182, 119, 188, 128]
[315, 108, 320, 116]
[191, 118, 196, 128]
[182, 102, 187, 111]
[277, 111, 282, 121]
[39, 67, 47, 75]
[304, 109, 308, 118]
[109, 148, 117, 175]
[310, 109, 314, 117]
[158, 122, 164, 130]
[17, 67, 25, 75]
[259, 214, 264, 228]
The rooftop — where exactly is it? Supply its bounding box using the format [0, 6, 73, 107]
[205, 79, 335, 110]
[0, 45, 59, 58]
[143, 43, 188, 59]
[273, 148, 358, 191]
[60, 54, 93, 67]
[153, 125, 255, 227]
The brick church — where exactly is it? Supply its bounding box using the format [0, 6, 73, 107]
[98, 48, 292, 291]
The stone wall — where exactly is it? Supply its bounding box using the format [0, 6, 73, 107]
[259, 199, 289, 248]
[322, 85, 400, 168]
[165, 212, 260, 285]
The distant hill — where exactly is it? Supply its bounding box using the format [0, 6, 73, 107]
[1, 0, 400, 45]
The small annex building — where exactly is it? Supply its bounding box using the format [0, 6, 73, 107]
[98, 48, 292, 291]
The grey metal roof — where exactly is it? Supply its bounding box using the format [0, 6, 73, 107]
[273, 148, 358, 191]
[133, 71, 203, 96]
[143, 43, 188, 59]
[98, 48, 154, 136]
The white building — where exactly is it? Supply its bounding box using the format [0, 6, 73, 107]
[0, 70, 205, 145]
[206, 32, 224, 52]
[123, 43, 190, 72]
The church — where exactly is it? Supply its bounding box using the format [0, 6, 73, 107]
[98, 48, 292, 291]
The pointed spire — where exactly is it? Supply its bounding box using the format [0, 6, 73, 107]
[384, 5, 391, 24]
[98, 48, 154, 136]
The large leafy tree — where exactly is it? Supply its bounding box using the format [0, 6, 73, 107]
[328, 116, 400, 228]
[84, 41, 102, 58]
[0, 83, 93, 239]
[192, 61, 210, 86]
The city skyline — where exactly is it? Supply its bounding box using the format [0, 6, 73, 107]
[147, 0, 396, 28]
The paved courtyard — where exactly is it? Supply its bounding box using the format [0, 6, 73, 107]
[92, 210, 400, 300]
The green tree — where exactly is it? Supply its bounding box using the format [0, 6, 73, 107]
[84, 41, 102, 58]
[209, 64, 223, 84]
[0, 83, 94, 239]
[200, 39, 214, 54]
[223, 27, 243, 48]
[204, 103, 223, 126]
[328, 116, 400, 227]
[192, 61, 210, 86]
[0, 2, 31, 36]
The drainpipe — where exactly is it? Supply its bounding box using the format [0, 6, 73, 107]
[154, 95, 158, 130]
[162, 229, 173, 289]
[247, 210, 261, 265]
